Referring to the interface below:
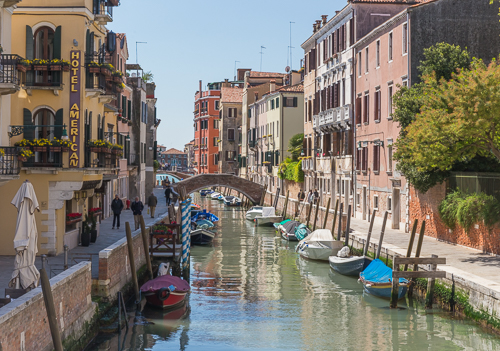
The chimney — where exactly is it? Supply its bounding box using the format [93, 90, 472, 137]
[316, 20, 322, 30]
[322, 15, 328, 25]
[199, 80, 202, 97]
[335, 11, 340, 15]
[254, 92, 259, 101]
[270, 79, 276, 93]
[313, 23, 317, 33]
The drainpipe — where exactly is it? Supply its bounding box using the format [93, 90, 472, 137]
[351, 7, 357, 217]
[405, 10, 411, 232]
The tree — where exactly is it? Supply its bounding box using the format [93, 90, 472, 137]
[287, 133, 304, 162]
[392, 43, 473, 192]
[395, 58, 500, 174]
[142, 71, 154, 83]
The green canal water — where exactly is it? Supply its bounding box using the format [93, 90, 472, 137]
[88, 195, 500, 351]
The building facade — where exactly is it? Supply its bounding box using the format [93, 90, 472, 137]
[162, 148, 188, 171]
[218, 84, 243, 175]
[183, 140, 194, 172]
[193, 81, 221, 174]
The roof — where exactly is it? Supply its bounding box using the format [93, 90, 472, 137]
[263, 83, 304, 97]
[249, 71, 287, 78]
[221, 87, 243, 103]
[184, 140, 195, 146]
[162, 148, 186, 155]
[349, 0, 429, 2]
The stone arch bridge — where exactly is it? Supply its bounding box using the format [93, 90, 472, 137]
[171, 174, 265, 204]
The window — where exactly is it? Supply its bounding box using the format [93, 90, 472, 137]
[402, 79, 408, 88]
[277, 121, 279, 137]
[376, 40, 380, 68]
[213, 137, 218, 146]
[276, 97, 280, 108]
[215, 101, 220, 110]
[362, 147, 368, 172]
[284, 97, 298, 107]
[388, 32, 393, 61]
[403, 23, 408, 54]
[365, 47, 369, 73]
[228, 128, 235, 141]
[213, 119, 219, 129]
[388, 85, 393, 119]
[228, 108, 237, 117]
[363, 93, 369, 124]
[373, 144, 380, 173]
[357, 193, 361, 207]
[374, 195, 379, 210]
[358, 52, 362, 76]
[226, 151, 236, 161]
[387, 140, 393, 173]
[271, 100, 275, 110]
[34, 26, 56, 84]
[374, 89, 381, 122]
[337, 179, 341, 195]
[388, 196, 392, 211]
[342, 79, 346, 106]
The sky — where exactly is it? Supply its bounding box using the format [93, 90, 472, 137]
[109, 0, 347, 151]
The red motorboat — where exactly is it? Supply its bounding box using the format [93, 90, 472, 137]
[140, 275, 190, 309]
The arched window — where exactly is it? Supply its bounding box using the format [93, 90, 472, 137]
[34, 26, 55, 60]
[34, 109, 55, 163]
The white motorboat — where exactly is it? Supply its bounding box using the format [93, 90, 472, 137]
[224, 196, 242, 206]
[210, 192, 221, 199]
[254, 207, 282, 226]
[245, 206, 263, 220]
[296, 229, 344, 261]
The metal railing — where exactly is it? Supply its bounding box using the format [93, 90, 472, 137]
[0, 147, 19, 175]
[23, 150, 63, 168]
[0, 54, 22, 86]
[86, 150, 118, 168]
[95, 0, 113, 18]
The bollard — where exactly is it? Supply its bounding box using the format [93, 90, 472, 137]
[41, 254, 47, 272]
[63, 245, 68, 270]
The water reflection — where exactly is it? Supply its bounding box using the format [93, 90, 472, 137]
[88, 195, 500, 351]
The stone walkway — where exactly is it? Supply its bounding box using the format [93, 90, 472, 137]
[0, 186, 172, 298]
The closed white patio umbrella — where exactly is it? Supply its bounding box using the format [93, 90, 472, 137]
[9, 180, 40, 290]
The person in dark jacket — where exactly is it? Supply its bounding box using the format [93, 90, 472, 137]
[111, 194, 124, 229]
[131, 196, 144, 230]
[147, 192, 158, 218]
[165, 186, 172, 206]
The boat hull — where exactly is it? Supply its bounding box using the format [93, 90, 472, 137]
[144, 291, 188, 309]
[329, 256, 371, 276]
[255, 216, 283, 226]
[360, 278, 408, 300]
[297, 242, 343, 261]
[191, 229, 215, 245]
[281, 230, 298, 241]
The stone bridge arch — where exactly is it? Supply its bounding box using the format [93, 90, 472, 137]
[172, 174, 264, 204]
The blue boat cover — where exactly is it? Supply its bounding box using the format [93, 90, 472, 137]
[360, 259, 408, 284]
[192, 210, 219, 223]
[295, 224, 311, 241]
[196, 219, 215, 229]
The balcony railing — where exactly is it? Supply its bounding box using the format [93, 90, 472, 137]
[313, 104, 352, 130]
[0, 54, 22, 93]
[94, 0, 113, 24]
[22, 148, 63, 168]
[301, 158, 314, 171]
[85, 148, 118, 168]
[0, 147, 19, 175]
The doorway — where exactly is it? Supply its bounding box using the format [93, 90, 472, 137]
[392, 188, 400, 229]
[362, 186, 367, 220]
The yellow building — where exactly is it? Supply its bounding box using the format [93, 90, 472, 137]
[0, 0, 123, 256]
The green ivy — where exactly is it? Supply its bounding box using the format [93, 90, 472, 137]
[438, 189, 500, 232]
[278, 159, 304, 183]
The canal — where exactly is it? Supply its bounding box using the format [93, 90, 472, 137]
[88, 194, 500, 350]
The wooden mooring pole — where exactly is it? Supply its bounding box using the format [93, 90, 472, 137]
[363, 210, 377, 256]
[404, 220, 419, 272]
[40, 268, 63, 351]
[331, 199, 339, 235]
[306, 201, 313, 227]
[139, 216, 154, 281]
[125, 222, 141, 303]
[344, 205, 351, 246]
[336, 202, 343, 241]
[426, 254, 439, 309]
[375, 211, 389, 259]
[322, 197, 331, 229]
[282, 190, 289, 219]
[312, 201, 320, 231]
[408, 220, 426, 297]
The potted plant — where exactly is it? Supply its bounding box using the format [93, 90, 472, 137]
[17, 59, 30, 73]
[55, 138, 73, 152]
[88, 212, 98, 243]
[17, 149, 33, 162]
[122, 117, 128, 124]
[81, 216, 91, 247]
[101, 62, 114, 76]
[116, 82, 125, 93]
[31, 138, 51, 152]
[66, 212, 82, 225]
[88, 139, 112, 153]
[88, 61, 101, 73]
[14, 139, 32, 150]
[112, 70, 123, 83]
[111, 143, 124, 155]
[127, 120, 132, 126]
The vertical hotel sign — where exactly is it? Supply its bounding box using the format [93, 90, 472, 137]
[69, 50, 81, 168]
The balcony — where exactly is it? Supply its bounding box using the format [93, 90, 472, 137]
[0, 147, 19, 177]
[94, 0, 113, 24]
[315, 157, 332, 174]
[1, 0, 22, 7]
[334, 156, 352, 174]
[24, 63, 65, 96]
[85, 148, 118, 169]
[0, 54, 22, 95]
[301, 158, 314, 171]
[248, 140, 256, 149]
[21, 147, 63, 168]
[313, 104, 352, 131]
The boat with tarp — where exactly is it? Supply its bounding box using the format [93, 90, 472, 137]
[296, 229, 343, 261]
[254, 207, 282, 226]
[359, 259, 409, 299]
[140, 275, 190, 309]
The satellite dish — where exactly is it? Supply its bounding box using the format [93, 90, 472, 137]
[285, 66, 291, 73]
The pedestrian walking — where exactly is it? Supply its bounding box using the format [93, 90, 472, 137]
[148, 192, 158, 218]
[165, 186, 172, 206]
[307, 190, 314, 204]
[111, 194, 124, 230]
[313, 189, 319, 204]
[131, 196, 144, 230]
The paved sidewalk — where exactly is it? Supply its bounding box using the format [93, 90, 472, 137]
[348, 216, 500, 293]
[0, 187, 171, 297]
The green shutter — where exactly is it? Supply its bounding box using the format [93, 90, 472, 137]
[276, 97, 279, 108]
[54, 26, 62, 59]
[54, 109, 63, 139]
[26, 26, 34, 60]
[293, 97, 298, 107]
[23, 108, 34, 140]
[128, 100, 131, 120]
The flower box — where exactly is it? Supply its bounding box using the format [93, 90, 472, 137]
[101, 147, 111, 154]
[17, 65, 27, 73]
[127, 121, 132, 126]
[113, 76, 122, 83]
[90, 147, 101, 153]
[89, 67, 100, 73]
[49, 146, 61, 152]
[17, 156, 27, 162]
[62, 66, 70, 72]
[121, 118, 128, 124]
[50, 64, 62, 71]
[101, 67, 111, 76]
[66, 218, 82, 225]
[33, 146, 46, 152]
[33, 65, 47, 71]
[62, 147, 69, 152]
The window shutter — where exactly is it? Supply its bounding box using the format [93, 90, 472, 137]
[363, 147, 368, 171]
[374, 91, 379, 122]
[350, 18, 355, 45]
[54, 26, 62, 59]
[333, 84, 338, 108]
[293, 97, 298, 107]
[23, 108, 34, 141]
[128, 100, 131, 119]
[54, 109, 64, 139]
[378, 91, 381, 121]
[26, 26, 34, 60]
[356, 149, 361, 170]
[355, 97, 361, 125]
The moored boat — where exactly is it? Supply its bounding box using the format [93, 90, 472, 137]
[140, 275, 190, 309]
[200, 189, 213, 197]
[254, 207, 283, 226]
[280, 220, 303, 241]
[192, 210, 219, 223]
[224, 196, 241, 206]
[359, 259, 409, 299]
[246, 206, 264, 221]
[329, 253, 371, 276]
[210, 192, 221, 199]
[296, 229, 343, 261]
[191, 228, 215, 245]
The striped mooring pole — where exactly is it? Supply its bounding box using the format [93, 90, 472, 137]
[180, 198, 192, 282]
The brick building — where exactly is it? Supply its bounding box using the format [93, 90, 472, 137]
[218, 84, 243, 174]
[193, 81, 221, 174]
[162, 148, 188, 171]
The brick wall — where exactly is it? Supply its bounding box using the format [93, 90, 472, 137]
[0, 262, 96, 351]
[95, 226, 147, 299]
[410, 184, 500, 255]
